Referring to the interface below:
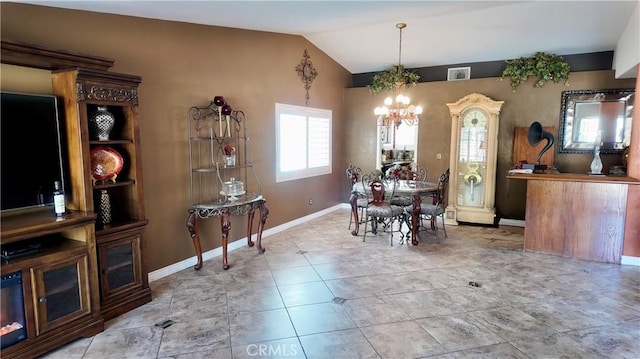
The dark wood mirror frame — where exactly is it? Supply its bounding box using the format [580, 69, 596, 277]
[558, 88, 634, 154]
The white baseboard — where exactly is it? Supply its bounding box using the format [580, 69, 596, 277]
[621, 255, 640, 266]
[498, 218, 525, 227]
[148, 204, 344, 282]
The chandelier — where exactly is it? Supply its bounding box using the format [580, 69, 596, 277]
[373, 23, 422, 127]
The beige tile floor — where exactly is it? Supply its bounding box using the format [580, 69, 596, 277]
[43, 209, 640, 358]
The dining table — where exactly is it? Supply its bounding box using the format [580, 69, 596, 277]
[350, 179, 437, 245]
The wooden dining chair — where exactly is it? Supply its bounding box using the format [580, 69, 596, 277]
[362, 175, 405, 246]
[407, 168, 450, 242]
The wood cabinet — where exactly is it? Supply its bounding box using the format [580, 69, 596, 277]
[0, 40, 151, 356]
[512, 126, 555, 167]
[0, 211, 103, 359]
[31, 252, 92, 335]
[51, 68, 151, 321]
[96, 229, 147, 317]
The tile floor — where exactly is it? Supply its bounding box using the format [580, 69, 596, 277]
[43, 209, 639, 358]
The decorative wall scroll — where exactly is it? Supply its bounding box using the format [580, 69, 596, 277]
[295, 49, 317, 105]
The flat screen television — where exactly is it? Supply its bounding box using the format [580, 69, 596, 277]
[1, 92, 67, 213]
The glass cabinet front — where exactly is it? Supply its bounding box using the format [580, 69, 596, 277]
[31, 254, 91, 335]
[98, 235, 141, 300]
[456, 109, 488, 208]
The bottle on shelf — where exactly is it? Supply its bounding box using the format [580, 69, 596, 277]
[53, 180, 65, 217]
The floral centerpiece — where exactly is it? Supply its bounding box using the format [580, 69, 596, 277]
[224, 144, 236, 156]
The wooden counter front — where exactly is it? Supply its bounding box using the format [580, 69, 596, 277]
[507, 173, 640, 263]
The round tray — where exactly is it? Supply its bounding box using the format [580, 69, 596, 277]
[91, 146, 123, 182]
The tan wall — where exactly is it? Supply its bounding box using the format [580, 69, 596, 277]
[344, 72, 636, 220]
[2, 3, 637, 271]
[1, 3, 351, 271]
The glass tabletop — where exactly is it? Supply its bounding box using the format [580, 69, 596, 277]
[191, 193, 264, 210]
[353, 180, 437, 195]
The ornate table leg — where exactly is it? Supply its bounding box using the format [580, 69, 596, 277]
[186, 209, 204, 270]
[350, 191, 359, 236]
[221, 208, 231, 270]
[246, 205, 256, 248]
[255, 200, 268, 254]
[411, 195, 421, 245]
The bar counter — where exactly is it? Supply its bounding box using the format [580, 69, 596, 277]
[507, 172, 640, 184]
[507, 172, 640, 263]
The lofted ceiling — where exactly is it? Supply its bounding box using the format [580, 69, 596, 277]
[18, 1, 639, 75]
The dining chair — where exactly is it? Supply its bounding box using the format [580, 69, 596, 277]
[389, 166, 427, 207]
[362, 174, 405, 246]
[346, 164, 367, 230]
[412, 166, 427, 181]
[370, 169, 383, 180]
[407, 168, 450, 242]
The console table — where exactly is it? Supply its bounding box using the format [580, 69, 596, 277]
[186, 194, 268, 270]
[507, 172, 640, 263]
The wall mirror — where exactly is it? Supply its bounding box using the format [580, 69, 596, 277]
[558, 88, 634, 154]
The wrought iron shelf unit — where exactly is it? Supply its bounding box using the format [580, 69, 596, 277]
[187, 101, 261, 210]
[186, 99, 268, 270]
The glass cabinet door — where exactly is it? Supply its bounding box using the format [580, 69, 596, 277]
[98, 235, 142, 301]
[30, 254, 91, 335]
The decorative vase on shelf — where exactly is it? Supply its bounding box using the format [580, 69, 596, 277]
[90, 106, 115, 141]
[590, 141, 603, 175]
[224, 154, 236, 168]
[98, 189, 112, 225]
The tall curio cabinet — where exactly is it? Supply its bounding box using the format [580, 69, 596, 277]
[445, 93, 503, 225]
[51, 68, 152, 320]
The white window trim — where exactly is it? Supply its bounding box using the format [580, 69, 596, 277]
[276, 103, 332, 182]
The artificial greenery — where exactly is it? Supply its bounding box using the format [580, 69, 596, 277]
[500, 52, 570, 92]
[368, 65, 420, 94]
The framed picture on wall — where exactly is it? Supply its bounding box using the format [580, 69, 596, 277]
[447, 67, 471, 81]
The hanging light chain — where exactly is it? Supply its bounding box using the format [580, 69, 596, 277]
[397, 22, 406, 74]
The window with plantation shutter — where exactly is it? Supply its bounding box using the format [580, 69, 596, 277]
[276, 103, 331, 182]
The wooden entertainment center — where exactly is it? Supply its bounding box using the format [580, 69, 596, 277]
[0, 40, 151, 358]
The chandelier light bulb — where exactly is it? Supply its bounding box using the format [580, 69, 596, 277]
[384, 97, 393, 106]
[415, 106, 423, 114]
